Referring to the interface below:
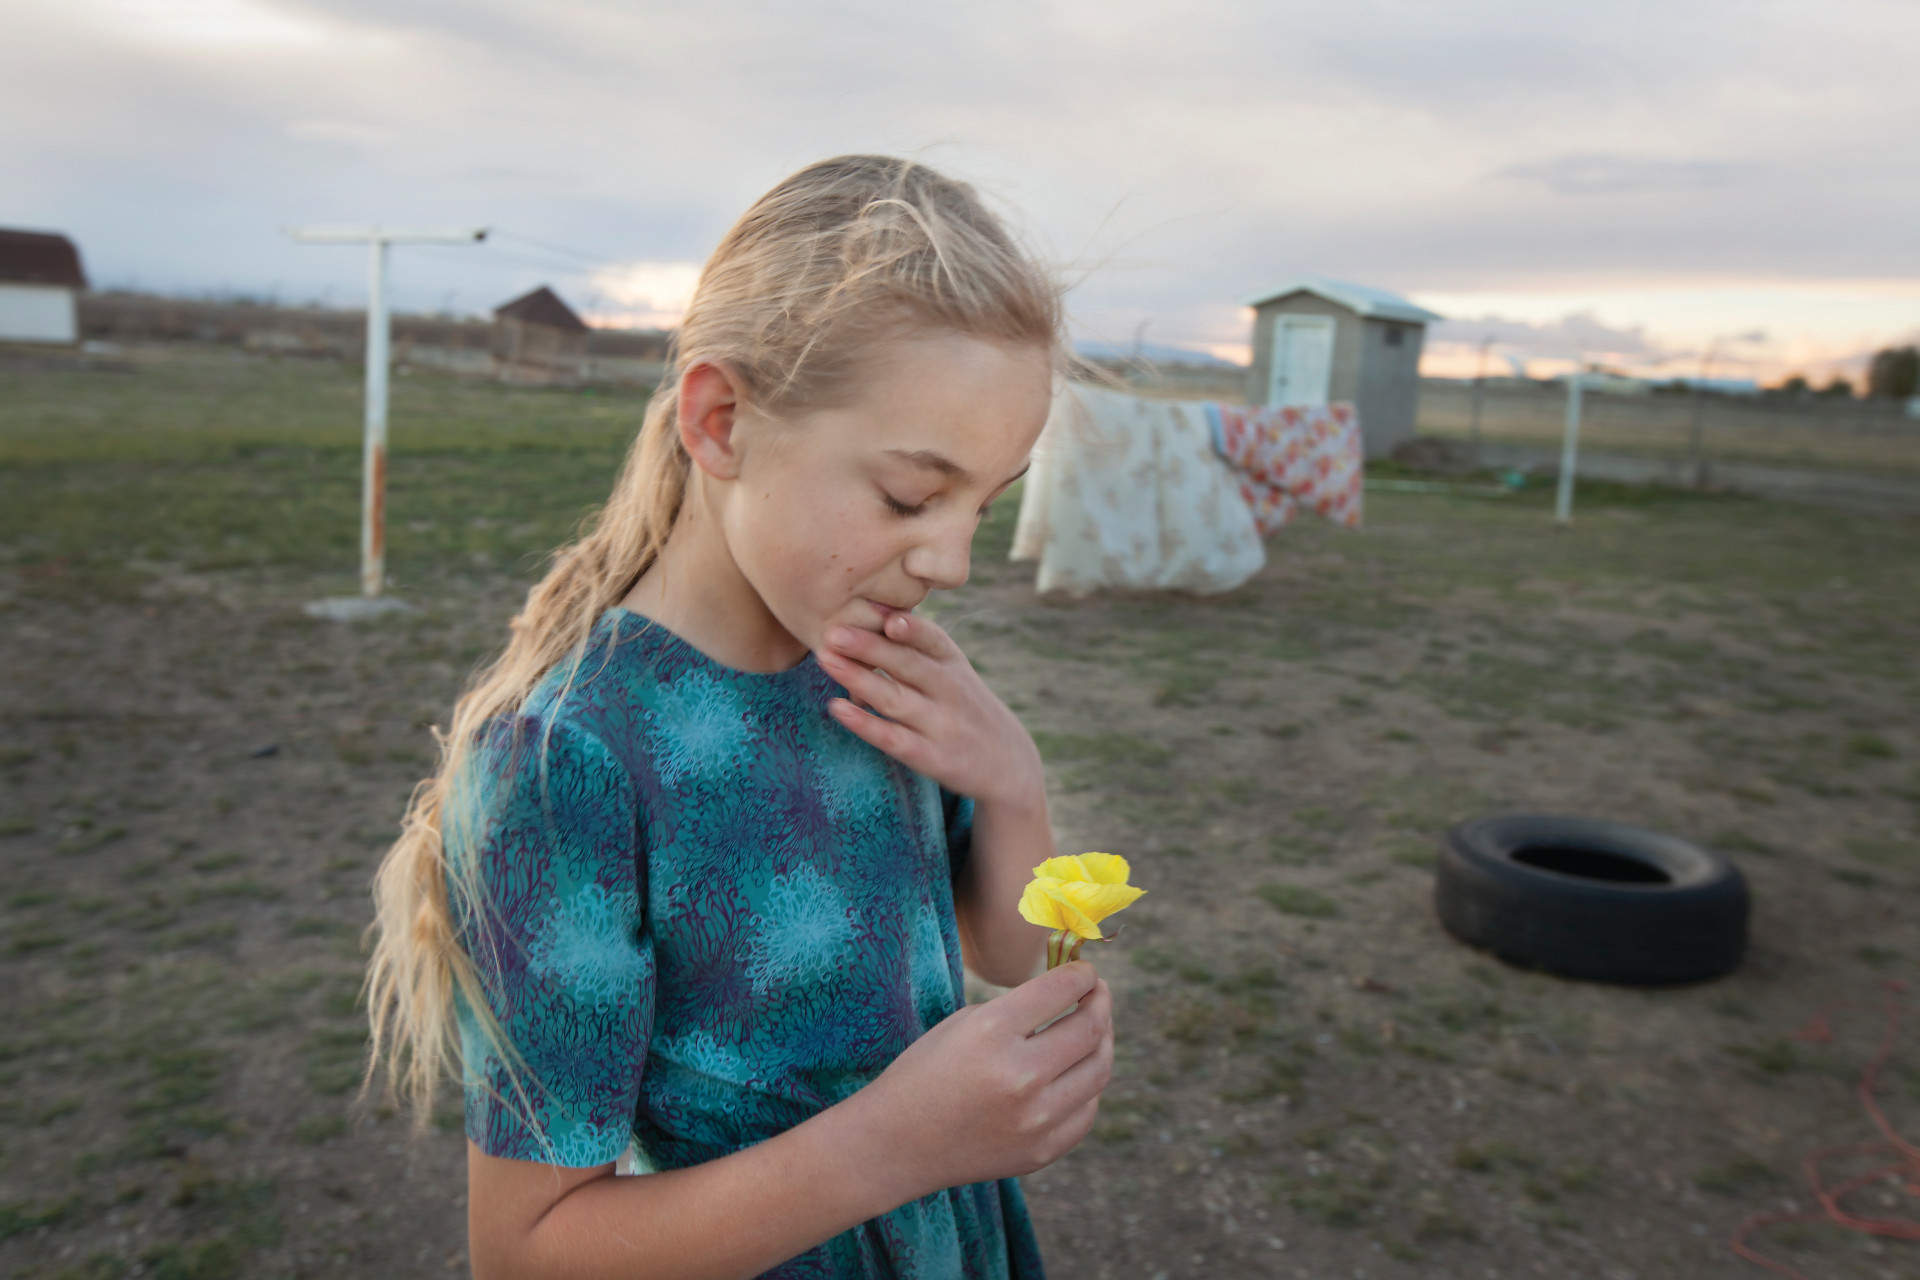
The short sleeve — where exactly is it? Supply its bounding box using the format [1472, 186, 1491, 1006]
[941, 787, 975, 881]
[450, 715, 653, 1167]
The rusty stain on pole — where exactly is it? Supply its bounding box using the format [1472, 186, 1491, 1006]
[363, 442, 387, 597]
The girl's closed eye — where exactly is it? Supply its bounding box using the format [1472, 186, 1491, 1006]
[881, 490, 932, 517]
[882, 492, 1000, 520]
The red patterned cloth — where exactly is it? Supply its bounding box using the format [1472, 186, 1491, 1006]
[1207, 402, 1364, 536]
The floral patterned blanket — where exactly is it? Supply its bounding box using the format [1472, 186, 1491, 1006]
[1205, 401, 1365, 537]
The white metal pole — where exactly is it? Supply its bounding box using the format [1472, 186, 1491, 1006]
[362, 236, 391, 597]
[1555, 371, 1584, 525]
[283, 224, 484, 607]
[1468, 335, 1492, 465]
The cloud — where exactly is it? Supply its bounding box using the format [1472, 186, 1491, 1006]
[1491, 154, 1746, 197]
[74, 0, 344, 51]
[1430, 312, 1671, 363]
[1, 0, 1916, 366]
[585, 261, 704, 329]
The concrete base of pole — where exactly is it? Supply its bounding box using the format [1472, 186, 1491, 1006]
[303, 597, 414, 622]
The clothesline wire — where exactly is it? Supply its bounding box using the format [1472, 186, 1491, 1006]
[491, 229, 628, 269]
[410, 244, 602, 278]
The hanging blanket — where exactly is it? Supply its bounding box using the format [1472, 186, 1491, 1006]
[1205, 402, 1364, 536]
[1010, 383, 1264, 595]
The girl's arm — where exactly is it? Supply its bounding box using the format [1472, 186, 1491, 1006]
[819, 612, 1052, 987]
[470, 962, 1112, 1280]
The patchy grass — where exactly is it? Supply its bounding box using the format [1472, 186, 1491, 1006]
[1258, 883, 1340, 918]
[4, 348, 1919, 1280]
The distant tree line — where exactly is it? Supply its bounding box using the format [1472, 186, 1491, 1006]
[1867, 345, 1919, 400]
[1767, 345, 1918, 400]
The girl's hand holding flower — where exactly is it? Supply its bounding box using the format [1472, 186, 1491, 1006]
[847, 960, 1113, 1198]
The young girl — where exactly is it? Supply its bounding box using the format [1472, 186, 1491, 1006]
[366, 156, 1114, 1280]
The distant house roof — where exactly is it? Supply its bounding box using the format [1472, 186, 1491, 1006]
[0, 229, 88, 289]
[1243, 276, 1442, 324]
[493, 285, 589, 334]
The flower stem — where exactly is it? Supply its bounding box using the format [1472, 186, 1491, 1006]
[1045, 929, 1092, 969]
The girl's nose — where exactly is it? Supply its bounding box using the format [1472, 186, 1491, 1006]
[902, 518, 973, 591]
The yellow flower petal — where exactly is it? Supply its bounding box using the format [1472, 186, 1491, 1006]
[1076, 852, 1132, 885]
[1053, 879, 1145, 930]
[1032, 852, 1133, 886]
[1018, 877, 1071, 931]
[1032, 854, 1091, 882]
[1036, 880, 1105, 939]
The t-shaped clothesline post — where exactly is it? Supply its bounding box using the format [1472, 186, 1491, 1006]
[285, 225, 487, 599]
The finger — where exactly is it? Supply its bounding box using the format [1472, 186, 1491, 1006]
[823, 625, 942, 691]
[1032, 1096, 1102, 1171]
[817, 650, 930, 723]
[1008, 981, 1106, 1073]
[880, 611, 961, 663]
[827, 698, 934, 772]
[1019, 975, 1110, 1066]
[985, 960, 1099, 1039]
[1034, 1016, 1113, 1120]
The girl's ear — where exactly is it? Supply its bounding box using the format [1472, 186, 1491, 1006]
[677, 360, 748, 481]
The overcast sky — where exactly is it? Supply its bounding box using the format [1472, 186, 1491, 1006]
[6, 0, 1917, 382]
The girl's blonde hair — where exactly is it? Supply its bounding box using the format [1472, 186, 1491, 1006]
[365, 155, 1063, 1122]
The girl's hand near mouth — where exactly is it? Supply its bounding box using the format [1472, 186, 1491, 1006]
[818, 611, 1043, 812]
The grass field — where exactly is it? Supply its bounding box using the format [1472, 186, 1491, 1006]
[2, 345, 1919, 1279]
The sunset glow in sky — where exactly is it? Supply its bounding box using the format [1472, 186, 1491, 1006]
[5, 0, 1916, 387]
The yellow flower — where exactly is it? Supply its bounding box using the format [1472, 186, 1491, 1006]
[1018, 852, 1146, 942]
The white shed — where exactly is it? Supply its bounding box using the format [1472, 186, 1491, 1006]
[1244, 276, 1441, 458]
[0, 229, 88, 345]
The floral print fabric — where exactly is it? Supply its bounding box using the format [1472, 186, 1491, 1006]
[448, 609, 1044, 1279]
[1010, 383, 1265, 595]
[1206, 401, 1365, 535]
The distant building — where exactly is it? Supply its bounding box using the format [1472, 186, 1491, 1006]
[1556, 370, 1650, 397]
[492, 285, 589, 385]
[1244, 276, 1442, 458]
[0, 229, 88, 345]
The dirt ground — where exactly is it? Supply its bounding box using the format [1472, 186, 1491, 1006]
[3, 348, 1920, 1279]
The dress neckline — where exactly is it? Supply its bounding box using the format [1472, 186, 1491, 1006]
[602, 606, 821, 683]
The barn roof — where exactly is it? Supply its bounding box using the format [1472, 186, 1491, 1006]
[0, 229, 88, 289]
[493, 285, 589, 333]
[1244, 276, 1441, 324]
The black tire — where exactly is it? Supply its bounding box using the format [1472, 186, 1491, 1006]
[1434, 813, 1749, 986]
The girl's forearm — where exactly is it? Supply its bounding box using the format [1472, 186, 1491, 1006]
[473, 1095, 913, 1280]
[956, 785, 1052, 988]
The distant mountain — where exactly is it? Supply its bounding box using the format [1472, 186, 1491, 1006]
[1075, 340, 1242, 368]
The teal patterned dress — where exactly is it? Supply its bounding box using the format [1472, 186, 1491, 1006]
[448, 608, 1045, 1280]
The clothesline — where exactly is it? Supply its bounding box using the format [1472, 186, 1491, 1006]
[1010, 382, 1364, 596]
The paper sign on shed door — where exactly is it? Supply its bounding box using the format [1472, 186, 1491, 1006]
[1269, 316, 1333, 407]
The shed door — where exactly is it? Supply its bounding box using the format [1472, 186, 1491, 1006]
[1268, 316, 1334, 407]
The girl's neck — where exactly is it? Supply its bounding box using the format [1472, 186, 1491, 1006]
[621, 496, 809, 675]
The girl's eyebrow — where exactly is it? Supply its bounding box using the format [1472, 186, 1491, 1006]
[885, 448, 1030, 488]
[886, 448, 970, 481]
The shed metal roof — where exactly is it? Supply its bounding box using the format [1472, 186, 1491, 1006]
[493, 285, 589, 333]
[0, 229, 87, 288]
[1244, 276, 1441, 324]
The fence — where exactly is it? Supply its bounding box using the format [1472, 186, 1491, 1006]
[1417, 379, 1920, 477]
[75, 292, 670, 386]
